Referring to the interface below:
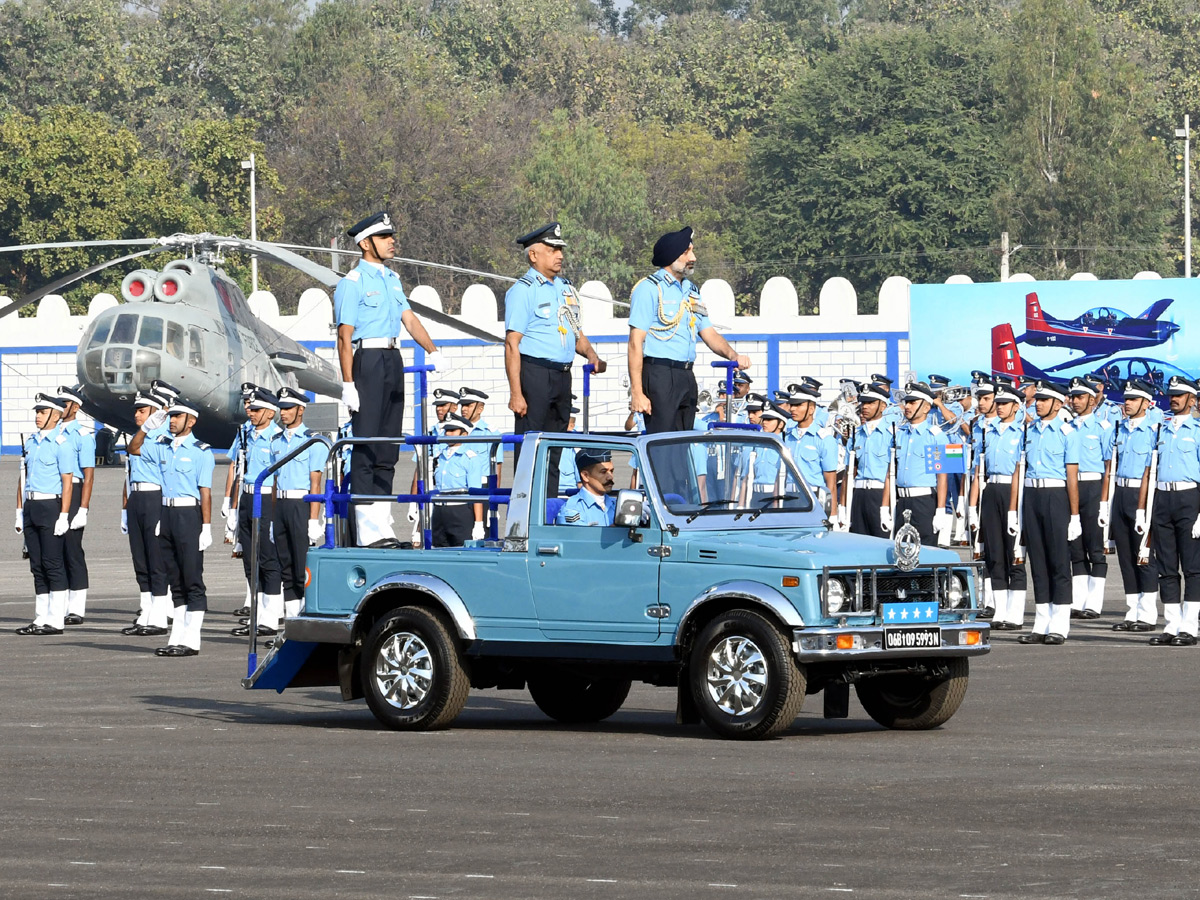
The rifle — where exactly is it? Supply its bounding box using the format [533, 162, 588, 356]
[886, 423, 897, 536]
[1137, 424, 1160, 565]
[19, 432, 28, 559]
[841, 426, 856, 532]
[956, 439, 971, 545]
[229, 425, 248, 556]
[1014, 418, 1027, 565]
[1102, 432, 1117, 551]
[972, 424, 986, 559]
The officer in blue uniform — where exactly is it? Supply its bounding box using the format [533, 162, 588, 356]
[628, 226, 747, 433]
[121, 392, 171, 637]
[430, 412, 489, 547]
[743, 403, 790, 504]
[221, 382, 259, 598]
[505, 222, 606, 493]
[743, 393, 766, 427]
[407, 387, 459, 533]
[974, 384, 1028, 630]
[556, 448, 617, 526]
[14, 393, 74, 635]
[270, 387, 325, 623]
[844, 381, 892, 538]
[335, 211, 444, 546]
[56, 385, 94, 625]
[1066, 376, 1115, 620]
[893, 382, 950, 547]
[1017, 380, 1081, 645]
[1089, 373, 1123, 426]
[1110, 379, 1160, 632]
[781, 383, 839, 512]
[127, 400, 215, 657]
[222, 388, 283, 636]
[1148, 376, 1200, 646]
[557, 407, 583, 494]
[459, 386, 504, 475]
[731, 371, 753, 420]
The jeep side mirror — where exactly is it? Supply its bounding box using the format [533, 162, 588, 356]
[614, 489, 645, 528]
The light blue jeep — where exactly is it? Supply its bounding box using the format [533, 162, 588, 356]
[245, 430, 989, 740]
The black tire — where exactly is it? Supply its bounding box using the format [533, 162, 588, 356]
[527, 672, 632, 723]
[689, 609, 806, 740]
[855, 657, 969, 730]
[360, 607, 470, 731]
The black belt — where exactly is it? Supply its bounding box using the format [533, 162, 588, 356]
[644, 357, 694, 370]
[520, 354, 571, 372]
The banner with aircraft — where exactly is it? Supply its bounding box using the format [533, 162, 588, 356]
[910, 278, 1200, 404]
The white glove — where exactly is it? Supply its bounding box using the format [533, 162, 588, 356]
[880, 506, 893, 533]
[933, 509, 952, 534]
[120, 509, 128, 535]
[471, 521, 485, 541]
[1192, 516, 1200, 540]
[154, 520, 160, 537]
[426, 350, 447, 372]
[221, 495, 231, 520]
[1006, 511, 1019, 537]
[410, 524, 421, 548]
[54, 513, 69, 536]
[308, 518, 323, 545]
[1067, 515, 1082, 542]
[406, 502, 419, 524]
[1135, 509, 1148, 535]
[837, 505, 849, 530]
[70, 507, 87, 529]
[341, 381, 360, 413]
[141, 409, 168, 432]
[14, 508, 23, 534]
[224, 520, 237, 543]
[198, 524, 212, 552]
[1097, 501, 1110, 528]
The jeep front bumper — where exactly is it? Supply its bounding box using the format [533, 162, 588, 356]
[792, 622, 990, 663]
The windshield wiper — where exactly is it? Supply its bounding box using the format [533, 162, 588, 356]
[685, 499, 737, 523]
[748, 494, 803, 521]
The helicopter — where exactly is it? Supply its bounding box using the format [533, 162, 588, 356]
[0, 234, 505, 447]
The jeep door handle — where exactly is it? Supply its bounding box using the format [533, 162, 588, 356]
[536, 544, 561, 556]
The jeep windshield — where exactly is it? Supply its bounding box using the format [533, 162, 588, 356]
[645, 433, 820, 524]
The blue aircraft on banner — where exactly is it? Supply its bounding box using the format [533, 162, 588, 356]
[1018, 292, 1179, 372]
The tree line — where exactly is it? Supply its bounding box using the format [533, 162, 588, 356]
[0, 0, 1193, 314]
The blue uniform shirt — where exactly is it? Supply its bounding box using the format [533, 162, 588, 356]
[750, 435, 786, 487]
[784, 421, 838, 492]
[557, 432, 582, 493]
[895, 420, 948, 488]
[1155, 415, 1200, 483]
[504, 267, 579, 364]
[555, 489, 616, 526]
[1095, 399, 1122, 426]
[849, 420, 892, 482]
[1146, 405, 1166, 426]
[271, 425, 324, 492]
[228, 424, 279, 489]
[1071, 412, 1114, 475]
[629, 270, 711, 362]
[432, 444, 488, 491]
[128, 422, 169, 485]
[469, 417, 505, 465]
[60, 420, 96, 480]
[333, 261, 411, 341]
[24, 427, 75, 494]
[1024, 417, 1079, 480]
[1115, 417, 1157, 479]
[980, 419, 1024, 477]
[143, 433, 215, 501]
[930, 399, 962, 429]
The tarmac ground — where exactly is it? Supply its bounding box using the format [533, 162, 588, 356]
[2, 461, 1199, 899]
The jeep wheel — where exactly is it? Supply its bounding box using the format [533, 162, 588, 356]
[855, 657, 969, 730]
[689, 609, 806, 740]
[527, 673, 632, 723]
[361, 607, 470, 731]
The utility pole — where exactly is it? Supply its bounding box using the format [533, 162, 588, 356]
[1176, 115, 1191, 278]
[240, 152, 258, 293]
[1000, 232, 1022, 282]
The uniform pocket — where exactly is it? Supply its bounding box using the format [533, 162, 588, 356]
[362, 290, 382, 308]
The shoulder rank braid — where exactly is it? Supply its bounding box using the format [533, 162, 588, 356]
[640, 275, 706, 342]
[557, 283, 582, 347]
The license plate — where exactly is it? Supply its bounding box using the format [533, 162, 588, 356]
[884, 626, 941, 650]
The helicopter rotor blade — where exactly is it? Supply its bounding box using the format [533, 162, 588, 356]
[0, 238, 163, 254]
[0, 246, 173, 320]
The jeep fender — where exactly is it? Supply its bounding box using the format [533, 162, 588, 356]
[675, 580, 804, 649]
[355, 573, 477, 641]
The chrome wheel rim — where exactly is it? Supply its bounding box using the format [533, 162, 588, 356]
[374, 631, 434, 710]
[705, 635, 768, 716]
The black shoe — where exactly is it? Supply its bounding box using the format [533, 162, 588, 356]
[1081, 610, 1102, 619]
[1070, 609, 1084, 619]
[135, 625, 169, 636]
[230, 625, 277, 637]
[1149, 632, 1176, 645]
[1129, 622, 1155, 632]
[15, 622, 45, 635]
[161, 645, 198, 657]
[120, 624, 143, 635]
[1043, 633, 1066, 645]
[977, 607, 995, 620]
[1017, 633, 1046, 644]
[1170, 633, 1198, 646]
[1112, 621, 1135, 631]
[232, 606, 251, 617]
[63, 614, 84, 625]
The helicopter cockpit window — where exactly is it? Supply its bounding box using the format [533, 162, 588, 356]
[188, 327, 205, 368]
[111, 313, 137, 345]
[165, 322, 185, 360]
[86, 317, 111, 349]
[138, 317, 163, 350]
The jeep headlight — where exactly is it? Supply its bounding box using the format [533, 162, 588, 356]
[826, 576, 850, 615]
[946, 573, 967, 609]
